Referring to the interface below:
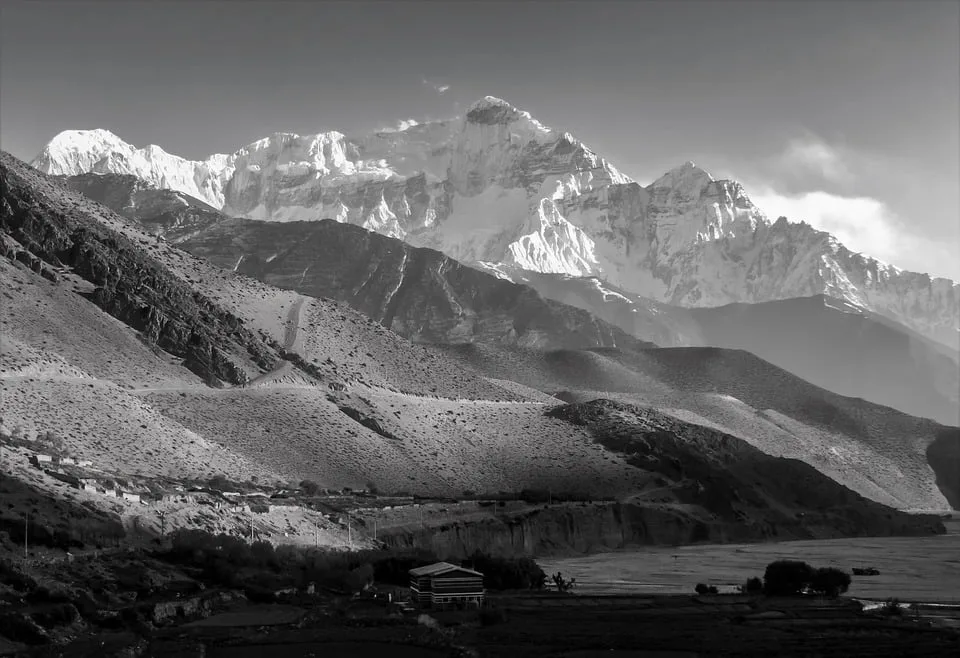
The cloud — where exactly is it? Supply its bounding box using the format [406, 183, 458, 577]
[776, 136, 854, 186]
[749, 186, 959, 279]
[713, 133, 960, 280]
[421, 77, 450, 95]
[376, 118, 420, 133]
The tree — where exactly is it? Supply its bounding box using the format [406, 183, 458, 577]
[742, 576, 764, 594]
[763, 560, 815, 596]
[695, 583, 710, 595]
[299, 480, 320, 496]
[810, 567, 851, 598]
[553, 572, 576, 593]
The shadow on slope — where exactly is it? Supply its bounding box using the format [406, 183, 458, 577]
[517, 272, 959, 426]
[546, 399, 945, 539]
[55, 172, 224, 242]
[1, 152, 281, 386]
[687, 296, 960, 426]
[0, 475, 125, 557]
[178, 217, 655, 351]
[927, 428, 960, 509]
[432, 342, 959, 511]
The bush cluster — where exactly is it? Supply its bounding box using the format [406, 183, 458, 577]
[160, 530, 547, 595]
[762, 560, 852, 597]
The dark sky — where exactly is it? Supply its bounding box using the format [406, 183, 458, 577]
[2, 0, 958, 277]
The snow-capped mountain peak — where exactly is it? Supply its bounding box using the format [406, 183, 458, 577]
[651, 160, 714, 189]
[466, 95, 554, 138]
[30, 96, 959, 348]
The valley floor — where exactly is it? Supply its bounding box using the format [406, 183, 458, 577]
[541, 525, 960, 603]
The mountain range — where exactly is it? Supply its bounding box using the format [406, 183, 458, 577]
[3, 94, 960, 555]
[53, 171, 960, 426]
[33, 96, 959, 352]
[3, 149, 957, 515]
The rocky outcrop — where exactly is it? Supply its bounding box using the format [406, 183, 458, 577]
[0, 151, 283, 386]
[378, 503, 735, 558]
[54, 172, 224, 242]
[32, 98, 959, 349]
[179, 218, 655, 350]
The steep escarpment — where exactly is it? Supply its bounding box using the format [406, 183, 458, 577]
[378, 493, 943, 559]
[0, 152, 283, 386]
[378, 503, 738, 558]
[180, 218, 656, 350]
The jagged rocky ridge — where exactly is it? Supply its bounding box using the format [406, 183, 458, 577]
[32, 96, 959, 349]
[0, 152, 285, 386]
[55, 172, 224, 242]
[179, 217, 655, 350]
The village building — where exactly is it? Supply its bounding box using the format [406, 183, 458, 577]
[409, 562, 484, 610]
[30, 454, 53, 466]
[120, 492, 141, 503]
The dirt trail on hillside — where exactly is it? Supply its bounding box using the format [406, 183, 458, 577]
[283, 296, 306, 352]
[245, 296, 308, 387]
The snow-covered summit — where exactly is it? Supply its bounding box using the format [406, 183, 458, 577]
[31, 96, 959, 347]
[651, 161, 714, 189]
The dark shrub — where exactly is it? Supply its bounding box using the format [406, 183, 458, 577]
[763, 560, 815, 596]
[466, 551, 546, 590]
[743, 576, 764, 594]
[300, 480, 321, 496]
[879, 598, 904, 616]
[810, 567, 851, 597]
[695, 583, 710, 595]
[0, 561, 37, 592]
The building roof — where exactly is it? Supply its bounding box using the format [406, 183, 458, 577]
[409, 561, 483, 578]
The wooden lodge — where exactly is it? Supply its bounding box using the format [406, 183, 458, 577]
[409, 562, 484, 609]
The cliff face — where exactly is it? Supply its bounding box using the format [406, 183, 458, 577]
[179, 218, 655, 350]
[378, 504, 734, 558]
[377, 500, 944, 559]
